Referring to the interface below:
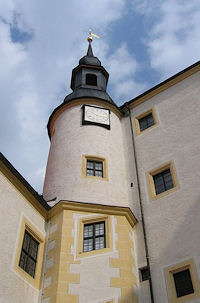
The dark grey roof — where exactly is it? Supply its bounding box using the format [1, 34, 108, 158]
[79, 42, 101, 66]
[64, 87, 115, 104]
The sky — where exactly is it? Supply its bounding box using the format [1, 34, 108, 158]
[0, 0, 200, 193]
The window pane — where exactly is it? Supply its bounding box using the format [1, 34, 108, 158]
[29, 238, 39, 260]
[87, 169, 94, 176]
[26, 257, 36, 278]
[23, 232, 31, 252]
[19, 251, 27, 270]
[173, 269, 194, 297]
[87, 161, 94, 169]
[95, 237, 105, 250]
[95, 170, 103, 177]
[95, 162, 103, 170]
[84, 225, 93, 238]
[83, 239, 93, 252]
[95, 222, 105, 236]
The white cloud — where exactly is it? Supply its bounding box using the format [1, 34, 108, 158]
[0, 0, 133, 192]
[132, 0, 200, 79]
[105, 43, 147, 102]
[148, 1, 200, 78]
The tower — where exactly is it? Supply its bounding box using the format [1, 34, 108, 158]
[42, 38, 139, 303]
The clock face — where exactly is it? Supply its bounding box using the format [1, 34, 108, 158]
[82, 105, 110, 129]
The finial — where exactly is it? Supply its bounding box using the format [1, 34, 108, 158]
[87, 29, 100, 43]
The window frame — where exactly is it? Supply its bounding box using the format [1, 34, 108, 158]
[165, 259, 200, 303]
[147, 161, 179, 200]
[77, 215, 112, 258]
[82, 155, 108, 181]
[14, 217, 45, 289]
[83, 221, 106, 252]
[134, 107, 158, 135]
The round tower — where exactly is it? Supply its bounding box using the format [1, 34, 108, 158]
[43, 41, 131, 209]
[42, 40, 138, 303]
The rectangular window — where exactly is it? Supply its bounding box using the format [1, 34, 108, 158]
[147, 162, 178, 200]
[86, 160, 103, 177]
[19, 230, 39, 278]
[134, 107, 158, 135]
[83, 221, 105, 252]
[165, 259, 200, 303]
[153, 169, 174, 195]
[139, 113, 154, 131]
[82, 155, 108, 180]
[173, 269, 194, 298]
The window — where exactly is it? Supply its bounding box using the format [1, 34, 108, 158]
[153, 169, 174, 195]
[82, 155, 108, 181]
[134, 108, 158, 135]
[165, 259, 200, 303]
[19, 230, 39, 278]
[77, 215, 112, 257]
[147, 162, 178, 200]
[14, 217, 45, 289]
[86, 73, 97, 86]
[83, 221, 105, 252]
[173, 269, 194, 297]
[86, 160, 103, 177]
[139, 113, 154, 131]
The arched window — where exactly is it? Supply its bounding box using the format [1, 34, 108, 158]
[86, 74, 97, 86]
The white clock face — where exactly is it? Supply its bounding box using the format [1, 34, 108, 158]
[84, 106, 110, 125]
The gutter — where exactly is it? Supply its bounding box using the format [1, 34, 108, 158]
[124, 103, 155, 303]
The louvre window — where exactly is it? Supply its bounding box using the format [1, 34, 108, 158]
[19, 230, 39, 278]
[83, 222, 105, 252]
[86, 160, 103, 177]
[153, 169, 174, 195]
[86, 73, 97, 86]
[173, 269, 194, 298]
[139, 113, 154, 131]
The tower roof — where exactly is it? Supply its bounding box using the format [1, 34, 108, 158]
[79, 41, 101, 66]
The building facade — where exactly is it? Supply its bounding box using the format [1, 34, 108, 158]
[1, 40, 200, 303]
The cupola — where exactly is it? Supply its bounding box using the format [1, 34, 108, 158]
[64, 39, 115, 104]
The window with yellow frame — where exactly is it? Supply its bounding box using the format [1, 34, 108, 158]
[147, 161, 179, 200]
[14, 217, 45, 289]
[82, 155, 108, 181]
[134, 107, 158, 135]
[77, 215, 112, 258]
[165, 259, 200, 303]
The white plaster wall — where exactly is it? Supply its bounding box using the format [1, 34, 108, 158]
[69, 213, 121, 303]
[131, 71, 200, 302]
[43, 102, 132, 209]
[0, 172, 46, 303]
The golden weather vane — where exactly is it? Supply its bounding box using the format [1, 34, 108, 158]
[84, 29, 100, 42]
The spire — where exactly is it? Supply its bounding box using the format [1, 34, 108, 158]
[87, 41, 94, 57]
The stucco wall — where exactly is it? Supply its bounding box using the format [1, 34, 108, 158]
[131, 71, 200, 302]
[0, 172, 46, 303]
[43, 101, 133, 210]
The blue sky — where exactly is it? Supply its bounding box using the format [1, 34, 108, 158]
[0, 0, 200, 192]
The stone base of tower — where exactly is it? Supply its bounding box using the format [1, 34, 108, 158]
[41, 201, 138, 303]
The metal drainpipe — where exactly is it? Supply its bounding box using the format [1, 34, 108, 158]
[125, 103, 155, 303]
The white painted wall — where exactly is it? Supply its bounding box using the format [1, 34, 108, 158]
[0, 172, 46, 303]
[43, 102, 134, 210]
[131, 71, 200, 302]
